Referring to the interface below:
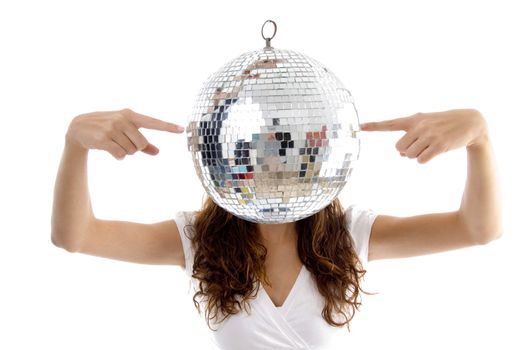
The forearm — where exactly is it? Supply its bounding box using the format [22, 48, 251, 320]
[51, 135, 95, 250]
[459, 132, 503, 244]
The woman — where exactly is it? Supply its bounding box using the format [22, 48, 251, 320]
[51, 107, 502, 349]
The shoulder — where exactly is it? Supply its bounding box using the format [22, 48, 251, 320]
[174, 210, 198, 224]
[173, 210, 199, 277]
[343, 204, 379, 266]
[174, 211, 198, 235]
[344, 204, 379, 233]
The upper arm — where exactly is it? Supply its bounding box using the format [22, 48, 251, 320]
[68, 218, 185, 266]
[368, 210, 479, 261]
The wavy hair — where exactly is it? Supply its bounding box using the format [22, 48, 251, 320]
[182, 196, 372, 331]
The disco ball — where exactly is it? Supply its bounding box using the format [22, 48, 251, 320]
[186, 20, 362, 224]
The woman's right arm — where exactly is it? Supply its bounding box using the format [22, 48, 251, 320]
[51, 133, 93, 250]
[51, 108, 188, 266]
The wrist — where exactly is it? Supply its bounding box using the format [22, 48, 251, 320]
[466, 111, 490, 151]
[64, 133, 88, 155]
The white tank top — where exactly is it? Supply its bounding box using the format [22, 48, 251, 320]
[173, 204, 378, 350]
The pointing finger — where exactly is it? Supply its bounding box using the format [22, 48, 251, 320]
[360, 116, 413, 132]
[121, 108, 185, 133]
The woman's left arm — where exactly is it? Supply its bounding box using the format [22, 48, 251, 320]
[461, 128, 503, 243]
[360, 109, 503, 260]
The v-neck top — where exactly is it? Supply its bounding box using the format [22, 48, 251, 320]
[260, 264, 306, 310]
[174, 204, 378, 350]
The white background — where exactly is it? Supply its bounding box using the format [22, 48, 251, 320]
[1, 0, 524, 349]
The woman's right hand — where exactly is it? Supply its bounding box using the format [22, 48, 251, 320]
[65, 108, 185, 160]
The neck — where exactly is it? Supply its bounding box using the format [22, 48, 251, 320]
[257, 221, 297, 246]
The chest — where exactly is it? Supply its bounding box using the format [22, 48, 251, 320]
[210, 262, 342, 349]
[261, 244, 304, 308]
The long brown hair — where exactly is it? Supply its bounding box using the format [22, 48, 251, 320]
[182, 196, 371, 331]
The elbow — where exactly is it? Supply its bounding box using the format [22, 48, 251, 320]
[459, 213, 504, 245]
[472, 228, 503, 245]
[51, 232, 81, 253]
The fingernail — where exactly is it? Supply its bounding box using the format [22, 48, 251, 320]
[360, 123, 369, 129]
[175, 125, 185, 132]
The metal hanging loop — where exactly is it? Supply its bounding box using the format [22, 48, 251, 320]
[261, 20, 277, 49]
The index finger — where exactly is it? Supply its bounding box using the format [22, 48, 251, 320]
[360, 116, 412, 132]
[122, 108, 184, 133]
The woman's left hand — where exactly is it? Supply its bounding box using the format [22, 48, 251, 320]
[359, 108, 489, 164]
